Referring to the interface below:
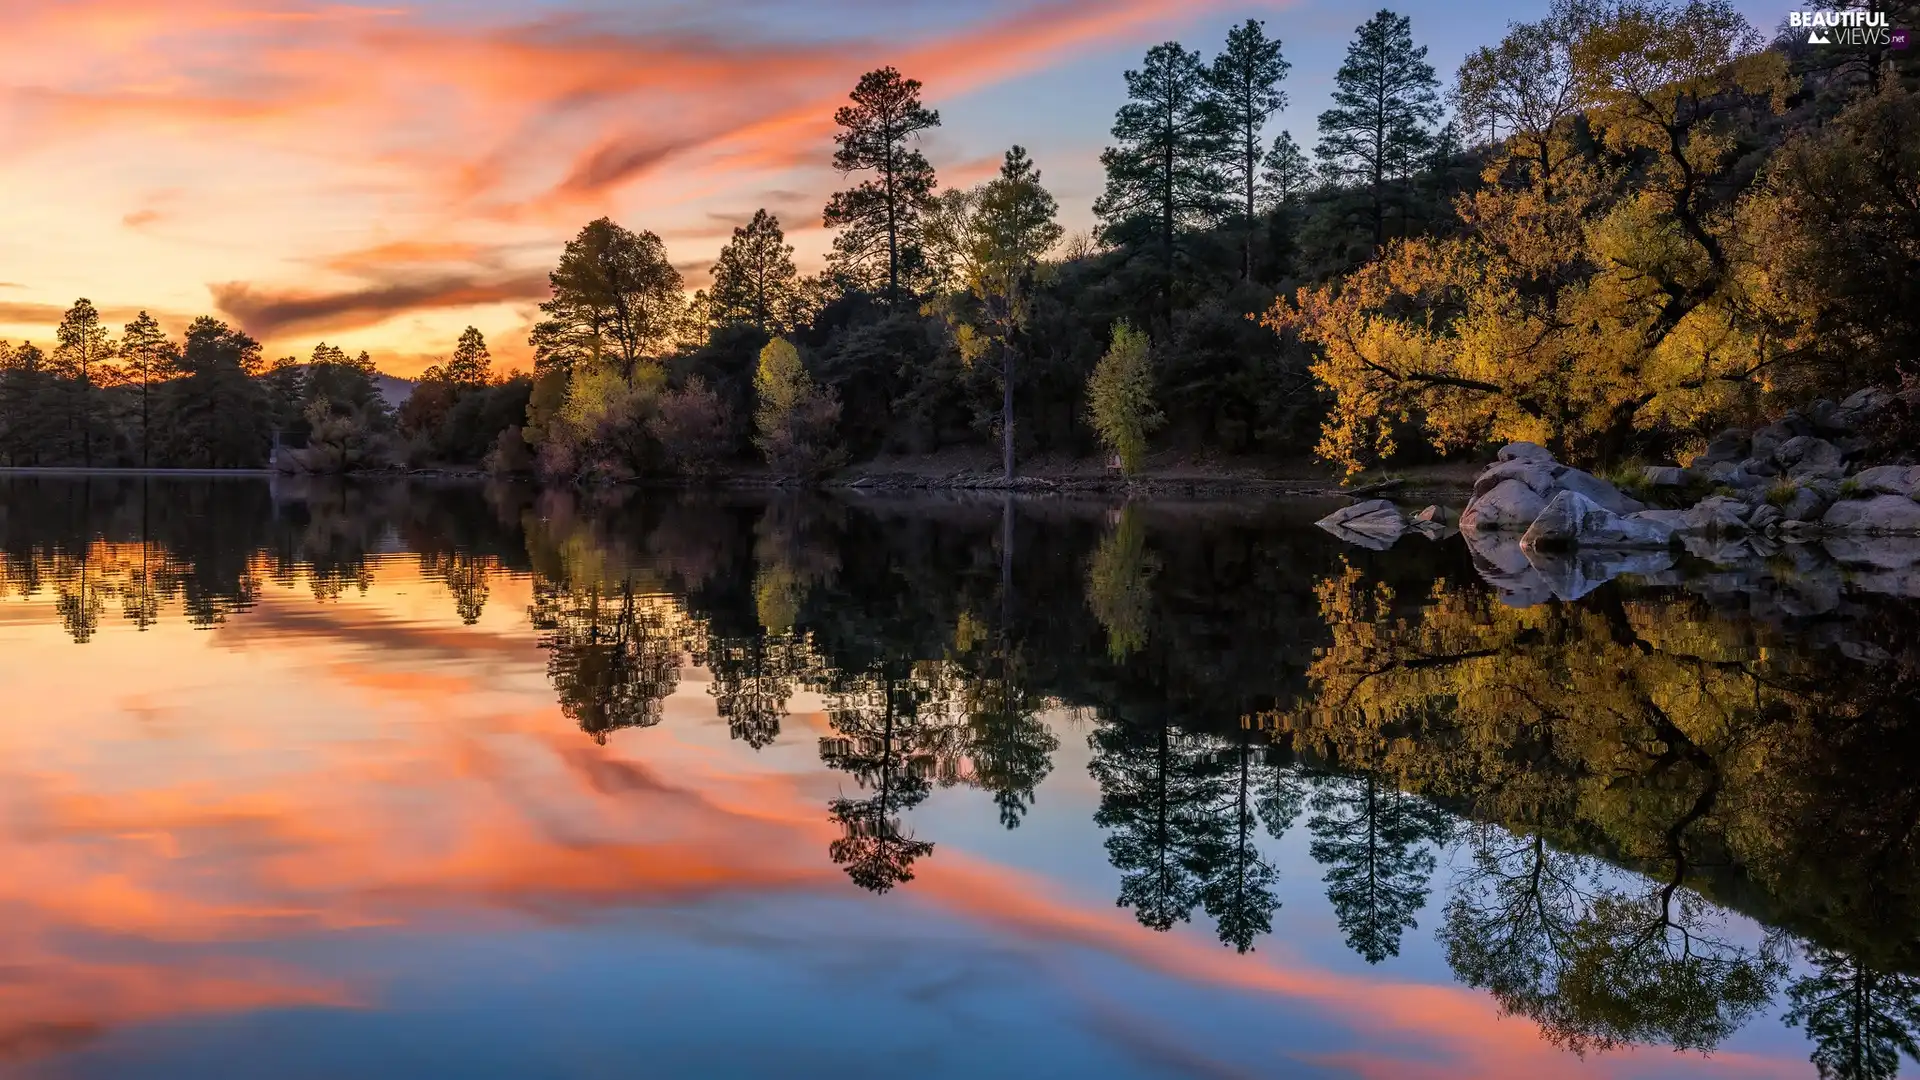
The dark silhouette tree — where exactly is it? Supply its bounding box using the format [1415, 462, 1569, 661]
[823, 68, 941, 303]
[534, 578, 681, 743]
[1090, 716, 1223, 931]
[818, 665, 953, 892]
[1307, 770, 1451, 963]
[1198, 732, 1302, 952]
[152, 318, 272, 468]
[530, 217, 684, 380]
[1095, 42, 1228, 318]
[1205, 19, 1290, 279]
[445, 326, 492, 389]
[1260, 130, 1311, 208]
[119, 311, 175, 467]
[1315, 9, 1441, 248]
[710, 209, 801, 333]
[53, 299, 115, 467]
[1787, 947, 1920, 1080]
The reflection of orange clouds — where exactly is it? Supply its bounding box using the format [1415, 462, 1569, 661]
[0, 557, 1802, 1077]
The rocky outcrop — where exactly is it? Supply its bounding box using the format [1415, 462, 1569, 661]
[1461, 444, 1644, 534]
[1823, 494, 1920, 535]
[1521, 490, 1676, 550]
[1314, 499, 1406, 550]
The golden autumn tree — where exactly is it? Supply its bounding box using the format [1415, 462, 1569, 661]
[1268, 0, 1795, 472]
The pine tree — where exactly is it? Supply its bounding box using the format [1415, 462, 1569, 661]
[119, 311, 175, 468]
[1095, 42, 1228, 318]
[446, 326, 491, 388]
[1205, 19, 1290, 280]
[1260, 130, 1312, 208]
[529, 217, 684, 380]
[1316, 9, 1441, 248]
[709, 209, 800, 332]
[53, 299, 115, 466]
[823, 68, 941, 303]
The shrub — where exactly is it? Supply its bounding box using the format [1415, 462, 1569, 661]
[754, 338, 844, 478]
[649, 377, 733, 476]
[1086, 321, 1162, 475]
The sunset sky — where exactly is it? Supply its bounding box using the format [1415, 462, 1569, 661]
[0, 0, 1780, 376]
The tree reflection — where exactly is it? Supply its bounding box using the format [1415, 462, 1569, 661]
[1307, 769, 1451, 963]
[1787, 947, 1920, 1080]
[534, 578, 682, 744]
[816, 664, 956, 892]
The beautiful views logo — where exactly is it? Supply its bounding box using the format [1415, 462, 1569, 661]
[1789, 9, 1894, 45]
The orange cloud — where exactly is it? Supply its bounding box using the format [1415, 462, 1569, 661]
[209, 271, 550, 338]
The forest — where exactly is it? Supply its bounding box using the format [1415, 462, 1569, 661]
[0, 0, 1915, 479]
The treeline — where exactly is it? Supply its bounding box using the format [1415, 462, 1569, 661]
[3, 0, 1914, 476]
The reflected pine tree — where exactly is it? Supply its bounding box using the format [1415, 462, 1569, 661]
[1090, 716, 1222, 931]
[706, 629, 812, 749]
[950, 612, 1057, 828]
[421, 549, 493, 625]
[1787, 947, 1920, 1080]
[1200, 729, 1303, 953]
[817, 663, 958, 892]
[1307, 769, 1452, 963]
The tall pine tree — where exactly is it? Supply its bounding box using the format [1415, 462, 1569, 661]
[1315, 9, 1441, 249]
[119, 311, 174, 468]
[709, 209, 800, 332]
[823, 68, 941, 303]
[53, 299, 115, 467]
[1205, 19, 1290, 280]
[1096, 42, 1227, 320]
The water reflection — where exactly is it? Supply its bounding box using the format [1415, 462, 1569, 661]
[3, 476, 1920, 1076]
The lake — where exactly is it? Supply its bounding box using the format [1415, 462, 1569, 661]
[0, 476, 1911, 1079]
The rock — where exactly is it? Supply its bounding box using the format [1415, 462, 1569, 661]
[1705, 460, 1770, 490]
[1642, 465, 1693, 487]
[1809, 398, 1841, 431]
[1472, 459, 1560, 499]
[1742, 456, 1781, 477]
[1695, 428, 1750, 467]
[1777, 435, 1842, 470]
[1833, 387, 1894, 429]
[1789, 459, 1846, 483]
[1316, 499, 1406, 549]
[1776, 518, 1823, 541]
[1751, 414, 1811, 462]
[1835, 436, 1874, 459]
[1553, 467, 1646, 514]
[1681, 496, 1751, 535]
[1521, 490, 1675, 550]
[1851, 465, 1920, 495]
[1461, 477, 1550, 533]
[1747, 504, 1784, 533]
[1411, 504, 1455, 527]
[1631, 509, 1689, 531]
[1824, 494, 1920, 534]
[1496, 441, 1555, 463]
[1680, 534, 1754, 564]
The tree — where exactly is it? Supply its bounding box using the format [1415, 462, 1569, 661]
[927, 146, 1063, 481]
[753, 337, 842, 477]
[1086, 321, 1162, 475]
[534, 577, 680, 743]
[1260, 130, 1312, 208]
[1786, 948, 1920, 1080]
[648, 376, 732, 475]
[119, 311, 175, 468]
[1206, 19, 1291, 280]
[53, 299, 116, 467]
[1090, 715, 1220, 931]
[153, 317, 271, 468]
[822, 67, 941, 303]
[1315, 10, 1441, 248]
[0, 341, 55, 466]
[1307, 770, 1453, 963]
[445, 326, 491, 388]
[709, 209, 800, 332]
[817, 665, 952, 892]
[1095, 42, 1228, 316]
[1085, 504, 1159, 660]
[530, 217, 684, 380]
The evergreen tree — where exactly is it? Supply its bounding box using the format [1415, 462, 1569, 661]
[709, 209, 800, 332]
[445, 326, 491, 388]
[53, 299, 115, 467]
[1205, 19, 1291, 280]
[1090, 716, 1221, 931]
[1315, 9, 1441, 248]
[119, 312, 175, 467]
[153, 317, 271, 468]
[1786, 948, 1920, 1080]
[0, 341, 56, 466]
[1095, 42, 1228, 316]
[817, 666, 951, 892]
[823, 67, 941, 303]
[1260, 130, 1312, 208]
[1307, 771, 1452, 963]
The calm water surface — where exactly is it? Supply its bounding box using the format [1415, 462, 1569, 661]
[0, 477, 1913, 1079]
